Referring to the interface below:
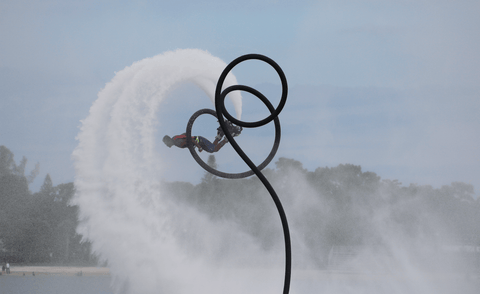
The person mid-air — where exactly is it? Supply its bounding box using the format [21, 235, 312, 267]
[163, 121, 242, 153]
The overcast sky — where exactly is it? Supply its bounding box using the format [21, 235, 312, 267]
[1, 0, 479, 195]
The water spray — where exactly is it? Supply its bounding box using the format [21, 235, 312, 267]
[186, 54, 291, 294]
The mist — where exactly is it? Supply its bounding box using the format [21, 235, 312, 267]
[163, 158, 479, 294]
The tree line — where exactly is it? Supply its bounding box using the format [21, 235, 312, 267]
[0, 145, 94, 265]
[1, 146, 479, 269]
[164, 156, 480, 269]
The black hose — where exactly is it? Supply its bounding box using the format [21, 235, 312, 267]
[186, 54, 291, 294]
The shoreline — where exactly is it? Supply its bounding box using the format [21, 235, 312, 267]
[2, 266, 478, 280]
[4, 266, 110, 276]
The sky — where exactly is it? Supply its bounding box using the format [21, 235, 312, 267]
[1, 0, 479, 195]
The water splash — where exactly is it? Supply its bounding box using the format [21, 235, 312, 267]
[71, 49, 262, 294]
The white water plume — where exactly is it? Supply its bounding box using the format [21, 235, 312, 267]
[71, 49, 273, 294]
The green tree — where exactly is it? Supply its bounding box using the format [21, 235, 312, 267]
[0, 146, 32, 261]
[0, 145, 96, 265]
[0, 145, 16, 177]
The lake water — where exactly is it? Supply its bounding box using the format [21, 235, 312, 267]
[0, 275, 113, 294]
[1, 272, 479, 294]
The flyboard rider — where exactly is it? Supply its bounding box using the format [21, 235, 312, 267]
[163, 120, 242, 153]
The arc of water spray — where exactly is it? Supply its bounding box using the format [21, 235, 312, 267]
[186, 54, 291, 294]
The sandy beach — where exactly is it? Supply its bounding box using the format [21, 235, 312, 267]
[5, 266, 110, 276]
